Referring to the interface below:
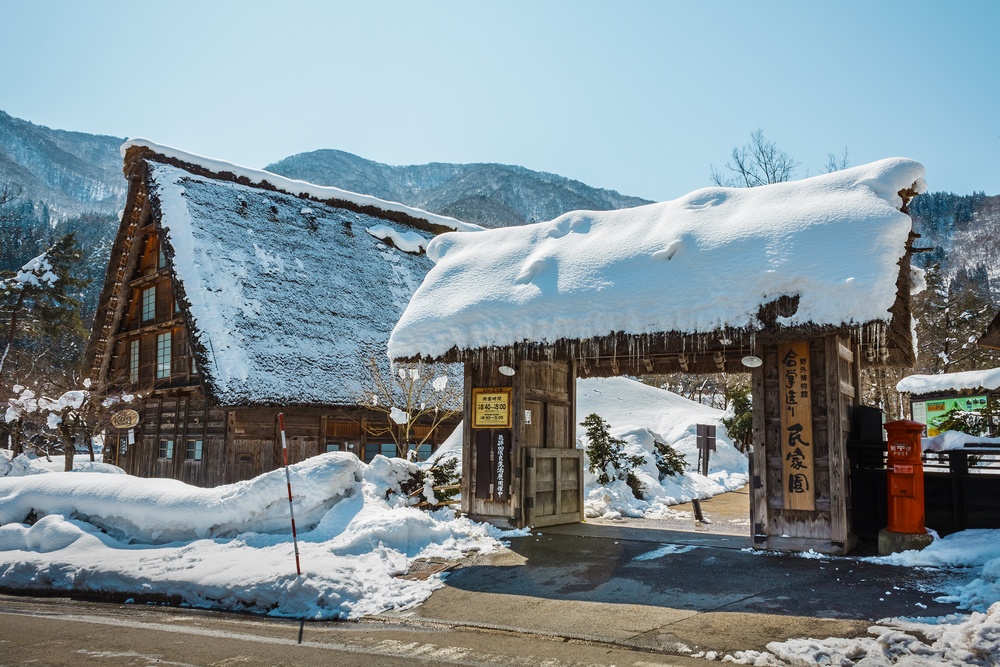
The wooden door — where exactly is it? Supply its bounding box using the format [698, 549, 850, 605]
[524, 447, 584, 527]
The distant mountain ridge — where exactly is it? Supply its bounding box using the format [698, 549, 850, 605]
[0, 110, 126, 218]
[265, 149, 652, 228]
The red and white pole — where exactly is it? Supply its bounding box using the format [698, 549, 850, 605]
[277, 413, 302, 576]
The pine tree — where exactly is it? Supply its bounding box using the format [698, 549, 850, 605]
[581, 413, 646, 498]
[0, 233, 90, 381]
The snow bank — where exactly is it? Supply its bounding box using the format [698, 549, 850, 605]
[897, 366, 1000, 395]
[390, 158, 926, 360]
[0, 452, 508, 618]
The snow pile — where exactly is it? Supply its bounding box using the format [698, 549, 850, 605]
[0, 452, 509, 619]
[389, 158, 926, 360]
[367, 224, 428, 253]
[721, 531, 1000, 665]
[576, 378, 748, 518]
[924, 430, 1000, 452]
[897, 366, 1000, 395]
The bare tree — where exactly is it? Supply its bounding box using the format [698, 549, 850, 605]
[361, 357, 462, 459]
[710, 129, 798, 188]
[824, 148, 850, 173]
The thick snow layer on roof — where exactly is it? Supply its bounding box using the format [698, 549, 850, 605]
[149, 162, 443, 405]
[124, 139, 482, 233]
[389, 158, 925, 360]
[897, 367, 1000, 394]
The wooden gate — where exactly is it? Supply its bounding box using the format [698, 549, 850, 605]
[524, 447, 583, 527]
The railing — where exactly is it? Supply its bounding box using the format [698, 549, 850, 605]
[847, 439, 1000, 539]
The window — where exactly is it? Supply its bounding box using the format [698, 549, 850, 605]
[129, 339, 139, 383]
[142, 286, 156, 322]
[185, 440, 203, 461]
[158, 439, 174, 459]
[156, 332, 172, 379]
[158, 246, 167, 269]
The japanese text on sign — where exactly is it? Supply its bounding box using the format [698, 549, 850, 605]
[472, 387, 512, 429]
[778, 341, 815, 511]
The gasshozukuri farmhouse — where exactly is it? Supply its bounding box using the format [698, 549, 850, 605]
[84, 141, 475, 486]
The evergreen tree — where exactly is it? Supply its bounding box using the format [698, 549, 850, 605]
[581, 413, 646, 498]
[0, 233, 90, 381]
[721, 384, 753, 453]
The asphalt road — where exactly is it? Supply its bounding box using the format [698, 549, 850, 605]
[0, 594, 703, 667]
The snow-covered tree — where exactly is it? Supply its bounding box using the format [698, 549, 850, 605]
[0, 233, 89, 381]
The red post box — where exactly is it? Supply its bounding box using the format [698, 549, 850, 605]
[883, 420, 926, 534]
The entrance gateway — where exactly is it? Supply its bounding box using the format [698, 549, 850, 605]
[388, 158, 928, 556]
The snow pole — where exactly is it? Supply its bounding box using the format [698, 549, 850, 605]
[277, 413, 302, 576]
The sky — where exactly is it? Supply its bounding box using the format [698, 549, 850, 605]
[1, 0, 998, 202]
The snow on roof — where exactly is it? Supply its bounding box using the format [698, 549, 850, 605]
[896, 367, 1000, 395]
[389, 158, 925, 361]
[145, 158, 446, 406]
[122, 139, 483, 233]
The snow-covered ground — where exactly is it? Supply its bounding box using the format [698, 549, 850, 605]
[0, 451, 516, 619]
[1, 377, 998, 664]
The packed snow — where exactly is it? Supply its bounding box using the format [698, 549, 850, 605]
[389, 158, 927, 361]
[897, 366, 1000, 394]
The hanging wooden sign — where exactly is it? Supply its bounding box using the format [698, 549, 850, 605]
[471, 387, 512, 429]
[110, 409, 140, 429]
[778, 341, 815, 511]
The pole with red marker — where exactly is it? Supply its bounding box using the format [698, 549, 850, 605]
[277, 413, 302, 576]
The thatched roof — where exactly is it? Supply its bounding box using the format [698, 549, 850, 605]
[979, 312, 1000, 351]
[389, 158, 926, 372]
[86, 142, 473, 406]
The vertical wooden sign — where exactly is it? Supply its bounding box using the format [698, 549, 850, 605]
[778, 341, 815, 511]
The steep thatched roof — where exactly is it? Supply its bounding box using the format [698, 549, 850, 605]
[86, 142, 474, 406]
[979, 312, 1000, 351]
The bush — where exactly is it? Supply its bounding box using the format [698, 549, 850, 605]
[653, 439, 687, 479]
[399, 455, 460, 508]
[722, 384, 753, 453]
[581, 413, 646, 498]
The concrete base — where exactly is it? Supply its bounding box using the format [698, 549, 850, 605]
[878, 528, 934, 555]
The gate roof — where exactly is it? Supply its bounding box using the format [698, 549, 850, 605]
[389, 158, 925, 367]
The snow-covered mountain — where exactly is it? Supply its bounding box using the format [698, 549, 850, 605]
[265, 149, 652, 228]
[0, 110, 126, 218]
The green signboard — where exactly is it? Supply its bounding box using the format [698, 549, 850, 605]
[912, 395, 988, 437]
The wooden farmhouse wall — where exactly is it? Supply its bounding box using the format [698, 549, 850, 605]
[751, 333, 861, 555]
[109, 400, 455, 487]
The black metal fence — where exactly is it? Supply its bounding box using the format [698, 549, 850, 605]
[848, 435, 1000, 541]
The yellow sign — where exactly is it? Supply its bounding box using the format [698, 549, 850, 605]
[472, 387, 512, 429]
[778, 341, 815, 511]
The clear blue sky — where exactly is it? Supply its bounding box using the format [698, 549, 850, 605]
[2, 0, 997, 201]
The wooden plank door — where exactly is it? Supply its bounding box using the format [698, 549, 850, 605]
[524, 447, 583, 527]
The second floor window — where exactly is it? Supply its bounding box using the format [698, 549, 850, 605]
[142, 286, 156, 322]
[156, 332, 172, 379]
[129, 339, 139, 383]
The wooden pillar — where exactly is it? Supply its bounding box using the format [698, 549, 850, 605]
[751, 334, 859, 555]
